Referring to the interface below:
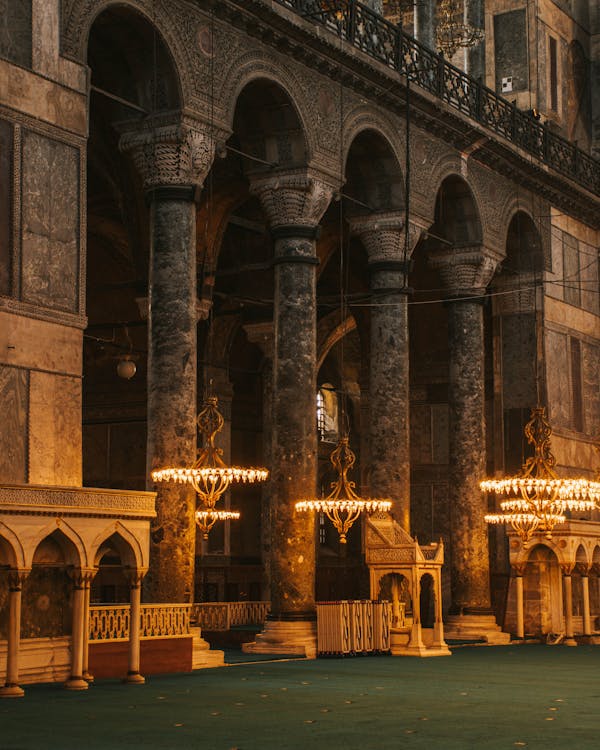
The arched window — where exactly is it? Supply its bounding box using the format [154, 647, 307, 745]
[317, 384, 339, 443]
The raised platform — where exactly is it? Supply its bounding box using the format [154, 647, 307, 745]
[444, 615, 511, 645]
[242, 620, 316, 659]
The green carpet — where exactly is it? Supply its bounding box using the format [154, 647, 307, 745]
[2, 645, 599, 749]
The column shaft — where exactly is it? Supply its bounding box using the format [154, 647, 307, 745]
[515, 575, 524, 639]
[270, 236, 318, 617]
[447, 299, 491, 613]
[465, 0, 485, 80]
[415, 0, 436, 51]
[147, 189, 197, 603]
[126, 580, 145, 684]
[563, 574, 577, 646]
[582, 576, 591, 636]
[82, 579, 92, 681]
[369, 268, 410, 529]
[0, 577, 24, 698]
[65, 581, 88, 690]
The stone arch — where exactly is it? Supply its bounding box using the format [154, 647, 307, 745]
[317, 311, 357, 372]
[28, 521, 87, 570]
[414, 149, 461, 227]
[0, 522, 26, 569]
[91, 523, 145, 571]
[60, 0, 193, 107]
[429, 173, 483, 247]
[522, 543, 563, 635]
[502, 210, 544, 276]
[343, 126, 405, 216]
[419, 572, 435, 628]
[222, 55, 316, 165]
[575, 543, 589, 567]
[377, 571, 413, 626]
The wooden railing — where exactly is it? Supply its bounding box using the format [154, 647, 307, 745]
[192, 601, 271, 630]
[316, 600, 391, 655]
[89, 604, 192, 641]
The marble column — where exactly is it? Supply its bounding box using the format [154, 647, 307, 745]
[562, 565, 577, 646]
[243, 321, 275, 602]
[415, 0, 436, 51]
[125, 570, 146, 684]
[243, 172, 334, 657]
[120, 117, 217, 603]
[429, 246, 508, 642]
[580, 567, 592, 636]
[350, 214, 421, 531]
[65, 569, 94, 690]
[0, 570, 28, 698]
[81, 572, 96, 682]
[513, 564, 526, 639]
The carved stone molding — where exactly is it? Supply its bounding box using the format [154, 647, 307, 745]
[428, 244, 501, 297]
[349, 212, 425, 264]
[119, 116, 223, 190]
[250, 171, 336, 229]
[0, 485, 156, 518]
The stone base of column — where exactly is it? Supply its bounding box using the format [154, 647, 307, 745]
[242, 618, 317, 659]
[83, 671, 94, 683]
[562, 637, 578, 647]
[190, 627, 225, 669]
[64, 676, 89, 691]
[444, 614, 511, 645]
[390, 629, 452, 657]
[124, 671, 146, 684]
[0, 684, 25, 698]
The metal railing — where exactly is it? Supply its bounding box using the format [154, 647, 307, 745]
[192, 601, 271, 630]
[89, 604, 192, 641]
[273, 0, 600, 195]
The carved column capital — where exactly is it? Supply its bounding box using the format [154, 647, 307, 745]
[68, 568, 97, 588]
[7, 569, 29, 591]
[119, 115, 222, 190]
[560, 562, 575, 576]
[249, 170, 336, 230]
[243, 321, 275, 360]
[123, 568, 147, 587]
[512, 563, 528, 578]
[429, 244, 501, 298]
[349, 212, 424, 265]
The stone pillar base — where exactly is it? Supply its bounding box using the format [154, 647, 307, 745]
[191, 626, 225, 669]
[124, 672, 146, 684]
[444, 614, 511, 645]
[562, 638, 578, 647]
[64, 676, 89, 691]
[390, 629, 451, 657]
[83, 671, 94, 683]
[0, 684, 24, 698]
[242, 619, 317, 659]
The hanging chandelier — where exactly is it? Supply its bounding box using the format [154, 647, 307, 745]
[295, 436, 392, 543]
[435, 0, 484, 58]
[482, 407, 600, 546]
[195, 508, 241, 540]
[152, 396, 269, 509]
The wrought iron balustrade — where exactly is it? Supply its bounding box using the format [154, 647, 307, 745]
[274, 0, 600, 195]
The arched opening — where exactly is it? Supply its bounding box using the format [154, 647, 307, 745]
[92, 532, 138, 604]
[21, 531, 81, 639]
[344, 129, 404, 214]
[420, 573, 435, 628]
[83, 7, 182, 491]
[378, 573, 412, 628]
[523, 545, 562, 636]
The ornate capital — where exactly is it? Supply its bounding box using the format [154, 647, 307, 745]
[68, 568, 97, 588]
[7, 569, 29, 591]
[349, 212, 424, 264]
[560, 563, 575, 577]
[429, 244, 501, 297]
[119, 116, 221, 190]
[250, 170, 336, 229]
[123, 568, 147, 587]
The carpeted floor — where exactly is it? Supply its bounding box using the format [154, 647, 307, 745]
[2, 645, 599, 750]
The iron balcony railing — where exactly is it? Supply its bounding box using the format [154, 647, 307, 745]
[274, 0, 600, 196]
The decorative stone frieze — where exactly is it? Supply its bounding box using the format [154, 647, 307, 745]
[119, 116, 221, 190]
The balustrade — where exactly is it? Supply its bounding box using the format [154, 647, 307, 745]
[89, 604, 192, 641]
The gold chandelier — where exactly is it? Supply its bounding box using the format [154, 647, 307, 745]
[152, 396, 269, 509]
[435, 0, 484, 58]
[482, 407, 599, 546]
[195, 509, 241, 540]
[296, 436, 391, 543]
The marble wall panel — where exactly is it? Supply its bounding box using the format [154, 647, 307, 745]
[501, 314, 537, 410]
[21, 130, 79, 312]
[582, 341, 600, 437]
[28, 371, 81, 486]
[0, 365, 28, 483]
[0, 310, 82, 375]
[0, 0, 32, 69]
[545, 329, 571, 429]
[0, 117, 11, 296]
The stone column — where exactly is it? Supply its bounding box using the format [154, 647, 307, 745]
[513, 564, 526, 639]
[429, 246, 508, 643]
[561, 564, 577, 646]
[81, 572, 96, 682]
[244, 321, 275, 602]
[65, 569, 94, 690]
[415, 0, 436, 51]
[0, 570, 28, 698]
[120, 117, 217, 603]
[579, 566, 592, 636]
[125, 570, 146, 684]
[350, 214, 421, 531]
[243, 172, 334, 658]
